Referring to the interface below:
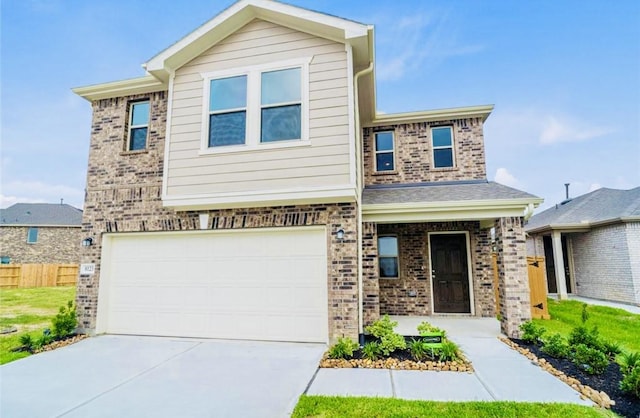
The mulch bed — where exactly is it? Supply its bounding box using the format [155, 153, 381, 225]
[507, 337, 639, 418]
[12, 334, 88, 355]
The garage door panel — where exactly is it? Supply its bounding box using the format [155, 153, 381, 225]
[99, 228, 328, 342]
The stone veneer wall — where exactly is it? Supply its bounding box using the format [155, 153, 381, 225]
[362, 222, 494, 320]
[362, 118, 487, 186]
[78, 91, 359, 342]
[0, 226, 81, 264]
[569, 222, 640, 305]
[495, 217, 531, 338]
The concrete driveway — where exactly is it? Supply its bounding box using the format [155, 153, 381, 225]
[0, 335, 325, 418]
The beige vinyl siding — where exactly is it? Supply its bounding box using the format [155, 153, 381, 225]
[167, 19, 352, 197]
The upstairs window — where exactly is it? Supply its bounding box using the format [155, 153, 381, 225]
[261, 68, 301, 142]
[202, 59, 309, 151]
[27, 227, 38, 244]
[374, 131, 395, 172]
[208, 75, 247, 147]
[431, 126, 455, 168]
[128, 101, 149, 151]
[378, 236, 399, 278]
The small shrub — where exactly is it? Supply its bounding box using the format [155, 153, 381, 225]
[361, 341, 382, 361]
[580, 303, 589, 324]
[19, 334, 34, 352]
[365, 315, 406, 356]
[541, 333, 569, 359]
[52, 300, 77, 339]
[619, 352, 640, 373]
[601, 340, 622, 359]
[417, 321, 446, 338]
[568, 325, 604, 351]
[328, 337, 359, 359]
[437, 340, 461, 362]
[572, 343, 608, 375]
[520, 321, 545, 345]
[620, 364, 640, 398]
[408, 338, 429, 362]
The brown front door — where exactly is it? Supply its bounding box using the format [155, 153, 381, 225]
[430, 233, 471, 313]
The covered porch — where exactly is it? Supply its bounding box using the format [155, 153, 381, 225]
[361, 180, 543, 338]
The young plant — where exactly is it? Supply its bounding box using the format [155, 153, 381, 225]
[619, 364, 640, 398]
[571, 344, 608, 375]
[417, 321, 446, 338]
[541, 333, 569, 359]
[519, 321, 545, 345]
[361, 341, 382, 361]
[327, 337, 359, 360]
[437, 340, 461, 362]
[601, 340, 622, 360]
[365, 315, 406, 356]
[408, 338, 429, 362]
[619, 352, 640, 373]
[580, 303, 589, 324]
[19, 334, 34, 352]
[568, 325, 604, 351]
[52, 300, 78, 339]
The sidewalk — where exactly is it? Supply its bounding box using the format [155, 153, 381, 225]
[306, 317, 592, 405]
[567, 294, 640, 315]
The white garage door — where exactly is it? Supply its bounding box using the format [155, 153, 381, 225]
[96, 227, 328, 343]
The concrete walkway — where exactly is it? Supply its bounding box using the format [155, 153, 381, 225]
[307, 317, 593, 405]
[567, 294, 640, 315]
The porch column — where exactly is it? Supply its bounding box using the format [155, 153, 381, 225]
[362, 222, 380, 326]
[495, 217, 531, 338]
[551, 231, 568, 300]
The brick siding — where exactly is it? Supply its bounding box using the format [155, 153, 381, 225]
[0, 226, 80, 264]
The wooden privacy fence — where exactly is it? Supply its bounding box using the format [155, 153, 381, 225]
[0, 264, 78, 288]
[492, 254, 550, 320]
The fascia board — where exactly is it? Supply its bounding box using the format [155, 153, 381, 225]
[72, 75, 166, 101]
[366, 105, 495, 127]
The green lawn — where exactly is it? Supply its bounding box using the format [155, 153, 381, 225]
[0, 286, 76, 364]
[533, 298, 640, 353]
[292, 396, 613, 418]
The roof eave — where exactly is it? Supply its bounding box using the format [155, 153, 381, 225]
[72, 75, 166, 101]
[365, 105, 495, 127]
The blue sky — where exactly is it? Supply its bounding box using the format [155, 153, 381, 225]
[1, 0, 639, 212]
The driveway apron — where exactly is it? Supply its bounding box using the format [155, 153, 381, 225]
[0, 335, 325, 418]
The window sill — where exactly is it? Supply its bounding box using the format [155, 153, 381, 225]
[379, 277, 399, 280]
[199, 140, 311, 156]
[431, 166, 457, 171]
[120, 150, 149, 156]
[372, 170, 398, 176]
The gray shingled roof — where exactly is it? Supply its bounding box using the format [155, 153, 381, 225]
[0, 203, 82, 226]
[362, 180, 540, 205]
[525, 187, 640, 232]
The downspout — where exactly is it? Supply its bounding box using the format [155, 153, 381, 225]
[354, 60, 374, 346]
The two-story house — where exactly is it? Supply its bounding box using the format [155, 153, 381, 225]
[73, 0, 541, 344]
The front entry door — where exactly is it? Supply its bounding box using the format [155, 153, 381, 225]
[430, 233, 471, 313]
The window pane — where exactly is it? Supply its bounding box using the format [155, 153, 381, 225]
[434, 148, 454, 168]
[131, 102, 149, 126]
[375, 132, 394, 151]
[432, 127, 452, 147]
[261, 104, 301, 142]
[209, 111, 246, 147]
[376, 152, 394, 171]
[27, 227, 38, 243]
[379, 257, 398, 278]
[210, 76, 247, 111]
[261, 68, 301, 105]
[130, 127, 147, 150]
[378, 236, 398, 256]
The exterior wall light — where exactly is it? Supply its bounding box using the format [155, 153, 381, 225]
[82, 237, 93, 247]
[336, 229, 345, 240]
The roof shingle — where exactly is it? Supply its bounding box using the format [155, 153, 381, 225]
[0, 203, 83, 226]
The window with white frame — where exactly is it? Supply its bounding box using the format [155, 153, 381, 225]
[374, 131, 395, 172]
[431, 126, 455, 168]
[128, 101, 149, 151]
[378, 236, 399, 278]
[203, 59, 308, 150]
[27, 227, 38, 244]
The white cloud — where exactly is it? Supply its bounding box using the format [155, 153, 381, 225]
[539, 116, 614, 145]
[494, 168, 522, 188]
[0, 181, 84, 209]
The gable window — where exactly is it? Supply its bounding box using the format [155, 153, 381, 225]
[201, 58, 309, 152]
[128, 101, 149, 151]
[208, 75, 247, 147]
[378, 236, 399, 278]
[431, 126, 455, 168]
[374, 131, 395, 172]
[26, 227, 38, 244]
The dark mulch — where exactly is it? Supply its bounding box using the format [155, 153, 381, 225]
[513, 339, 640, 418]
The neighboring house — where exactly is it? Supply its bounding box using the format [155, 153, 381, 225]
[526, 187, 640, 306]
[0, 203, 83, 264]
[72, 0, 542, 343]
